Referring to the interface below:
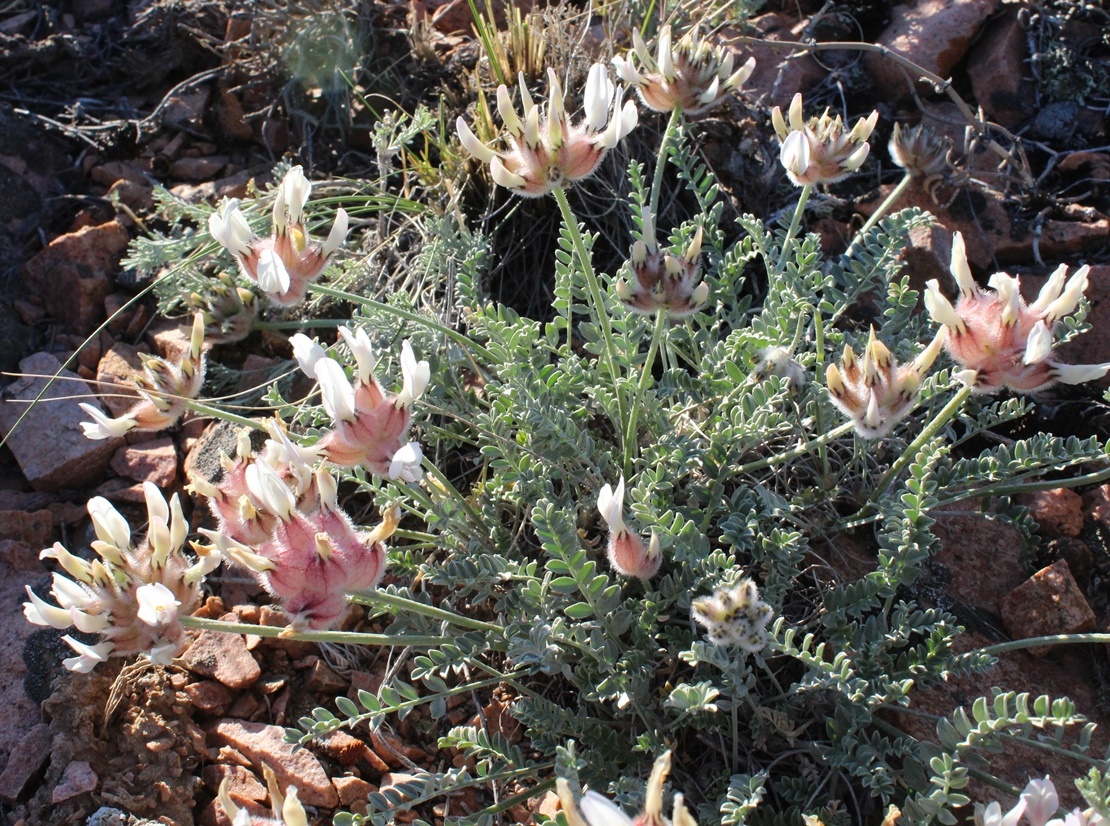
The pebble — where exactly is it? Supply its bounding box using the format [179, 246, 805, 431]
[1000, 559, 1097, 656]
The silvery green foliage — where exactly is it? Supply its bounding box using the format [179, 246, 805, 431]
[251, 128, 1107, 824]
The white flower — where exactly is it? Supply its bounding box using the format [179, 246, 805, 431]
[597, 477, 628, 535]
[1022, 777, 1060, 826]
[61, 635, 114, 673]
[208, 200, 253, 256]
[78, 402, 135, 440]
[579, 791, 635, 826]
[290, 333, 328, 379]
[314, 358, 357, 422]
[256, 247, 291, 295]
[245, 460, 296, 521]
[397, 340, 430, 407]
[136, 582, 181, 628]
[389, 442, 424, 482]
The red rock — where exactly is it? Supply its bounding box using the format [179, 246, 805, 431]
[0, 352, 123, 490]
[1084, 483, 1110, 527]
[18, 220, 129, 334]
[238, 355, 281, 398]
[0, 510, 52, 547]
[170, 155, 229, 182]
[1020, 489, 1084, 538]
[88, 161, 149, 188]
[51, 760, 97, 803]
[162, 89, 210, 131]
[180, 621, 262, 689]
[183, 680, 235, 715]
[307, 658, 348, 694]
[0, 540, 43, 572]
[208, 719, 339, 807]
[13, 299, 45, 325]
[201, 763, 268, 800]
[317, 730, 376, 767]
[216, 89, 254, 141]
[968, 8, 1029, 128]
[334, 775, 374, 811]
[95, 339, 145, 415]
[107, 178, 154, 214]
[0, 723, 51, 803]
[146, 318, 198, 362]
[1000, 559, 1097, 656]
[720, 14, 825, 109]
[865, 0, 1001, 99]
[109, 437, 178, 486]
[379, 772, 420, 804]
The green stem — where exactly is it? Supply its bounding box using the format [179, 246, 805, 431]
[184, 399, 268, 432]
[180, 615, 454, 647]
[347, 589, 503, 634]
[551, 185, 627, 440]
[813, 313, 830, 482]
[845, 173, 913, 257]
[622, 310, 667, 477]
[979, 633, 1110, 657]
[733, 421, 855, 477]
[307, 282, 497, 366]
[649, 108, 683, 218]
[867, 383, 973, 504]
[775, 184, 812, 273]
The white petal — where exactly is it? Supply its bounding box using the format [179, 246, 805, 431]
[949, 232, 977, 295]
[314, 358, 357, 422]
[923, 281, 962, 330]
[389, 442, 424, 482]
[1023, 321, 1054, 365]
[398, 340, 430, 406]
[50, 572, 90, 609]
[584, 63, 614, 131]
[780, 131, 810, 178]
[209, 201, 253, 255]
[290, 333, 328, 379]
[281, 166, 311, 226]
[322, 208, 348, 257]
[245, 461, 296, 520]
[256, 247, 291, 295]
[61, 635, 113, 673]
[843, 142, 870, 172]
[136, 582, 180, 627]
[611, 55, 639, 87]
[1029, 264, 1068, 314]
[495, 86, 523, 136]
[579, 791, 635, 826]
[23, 586, 73, 629]
[70, 608, 110, 634]
[1053, 362, 1110, 385]
[339, 325, 378, 384]
[88, 496, 130, 551]
[457, 117, 498, 163]
[490, 157, 527, 190]
[1043, 265, 1090, 323]
[1021, 777, 1059, 826]
[78, 403, 135, 440]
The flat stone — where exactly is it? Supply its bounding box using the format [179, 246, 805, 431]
[208, 719, 339, 807]
[865, 0, 1001, 99]
[95, 341, 145, 417]
[0, 510, 52, 548]
[1019, 489, 1084, 538]
[1000, 559, 1096, 656]
[201, 763, 267, 801]
[333, 775, 374, 810]
[51, 760, 98, 803]
[182, 680, 235, 715]
[109, 437, 178, 486]
[0, 352, 123, 491]
[968, 7, 1030, 128]
[317, 730, 376, 767]
[180, 620, 262, 689]
[19, 220, 129, 334]
[0, 723, 51, 802]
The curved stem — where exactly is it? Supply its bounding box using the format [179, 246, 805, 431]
[622, 309, 667, 477]
[348, 589, 503, 634]
[776, 185, 812, 273]
[184, 399, 268, 432]
[551, 185, 627, 440]
[733, 421, 855, 477]
[307, 282, 497, 366]
[180, 615, 455, 647]
[978, 632, 1110, 657]
[867, 383, 973, 504]
[650, 108, 683, 218]
[845, 173, 913, 257]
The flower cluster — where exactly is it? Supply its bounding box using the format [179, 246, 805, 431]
[691, 578, 774, 652]
[192, 422, 398, 630]
[615, 208, 708, 318]
[597, 477, 661, 580]
[556, 751, 696, 826]
[976, 776, 1106, 826]
[23, 483, 220, 672]
[456, 64, 637, 198]
[826, 327, 947, 439]
[772, 93, 879, 187]
[80, 313, 207, 440]
[219, 765, 307, 826]
[209, 165, 348, 307]
[924, 233, 1110, 393]
[612, 25, 755, 116]
[888, 122, 952, 180]
[291, 329, 430, 481]
[184, 270, 259, 345]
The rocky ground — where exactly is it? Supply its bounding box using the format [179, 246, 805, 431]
[1, 0, 1109, 824]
